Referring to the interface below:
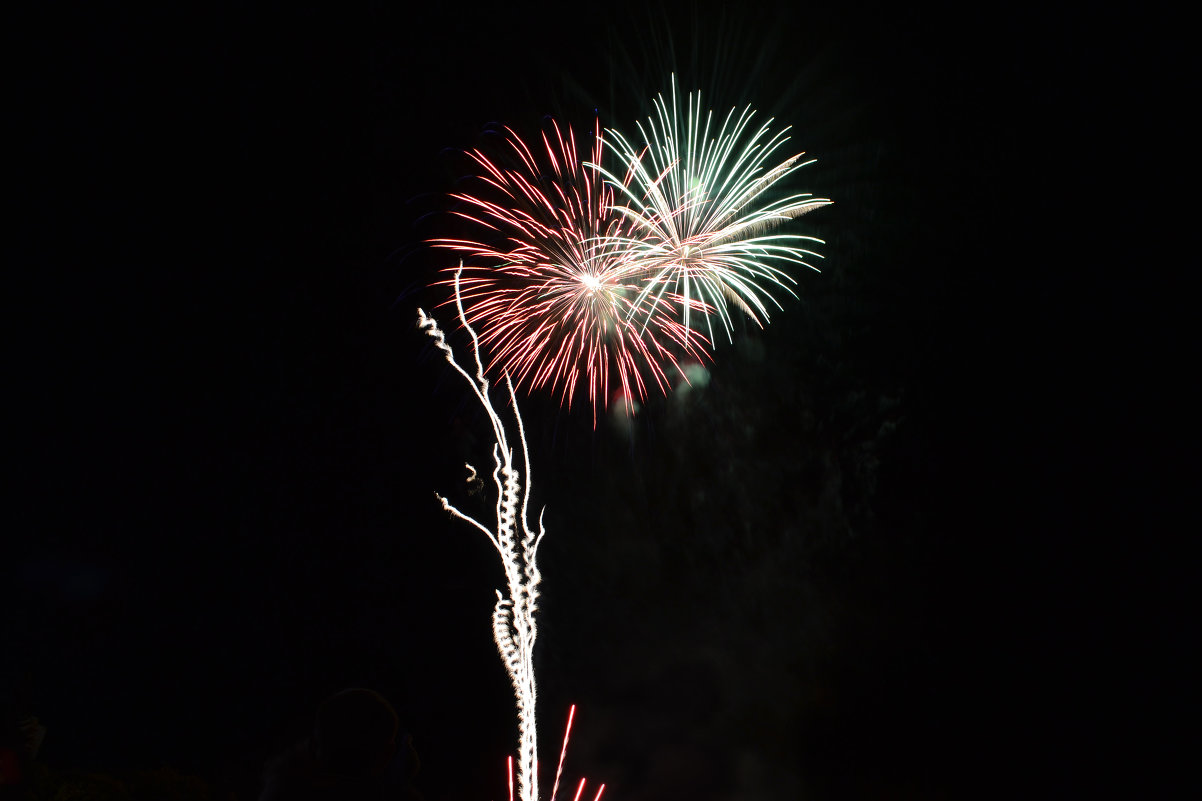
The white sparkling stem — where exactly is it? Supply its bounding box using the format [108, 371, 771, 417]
[419, 267, 545, 801]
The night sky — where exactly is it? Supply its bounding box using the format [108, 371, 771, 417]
[6, 2, 1178, 800]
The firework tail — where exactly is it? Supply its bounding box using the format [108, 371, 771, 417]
[419, 266, 545, 801]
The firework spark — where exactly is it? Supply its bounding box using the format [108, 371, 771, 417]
[593, 77, 832, 345]
[433, 118, 710, 420]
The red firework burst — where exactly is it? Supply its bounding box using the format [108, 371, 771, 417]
[432, 118, 709, 421]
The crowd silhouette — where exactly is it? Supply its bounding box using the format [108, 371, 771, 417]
[0, 689, 426, 801]
[260, 688, 425, 801]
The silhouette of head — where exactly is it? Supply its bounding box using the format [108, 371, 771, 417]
[313, 688, 399, 778]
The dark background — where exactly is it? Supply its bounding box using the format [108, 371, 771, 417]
[5, 2, 1181, 799]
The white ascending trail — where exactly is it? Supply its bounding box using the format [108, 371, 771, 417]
[418, 266, 545, 801]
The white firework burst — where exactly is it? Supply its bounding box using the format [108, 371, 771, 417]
[592, 76, 832, 344]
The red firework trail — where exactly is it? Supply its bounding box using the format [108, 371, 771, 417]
[500, 705, 603, 801]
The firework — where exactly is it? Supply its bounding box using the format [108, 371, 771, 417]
[420, 274, 545, 801]
[432, 118, 710, 420]
[593, 77, 832, 345]
[501, 710, 607, 801]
